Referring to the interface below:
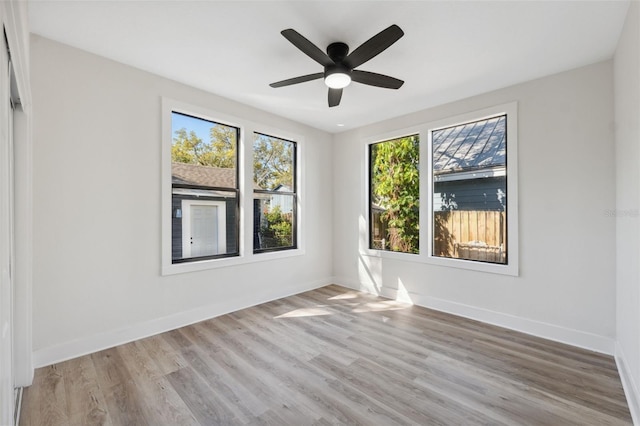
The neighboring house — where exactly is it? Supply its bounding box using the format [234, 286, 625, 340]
[270, 184, 294, 214]
[432, 115, 506, 211]
[171, 162, 239, 261]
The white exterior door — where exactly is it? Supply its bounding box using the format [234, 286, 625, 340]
[181, 200, 227, 258]
[191, 204, 218, 256]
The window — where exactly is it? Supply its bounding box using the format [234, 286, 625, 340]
[162, 98, 305, 274]
[253, 133, 297, 252]
[365, 103, 518, 275]
[369, 135, 419, 254]
[431, 114, 508, 265]
[170, 112, 239, 263]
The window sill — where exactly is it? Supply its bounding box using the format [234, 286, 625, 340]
[162, 247, 306, 276]
[361, 248, 518, 276]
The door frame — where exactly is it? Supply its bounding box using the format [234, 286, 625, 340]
[0, 26, 14, 426]
[181, 199, 227, 258]
[1, 0, 34, 409]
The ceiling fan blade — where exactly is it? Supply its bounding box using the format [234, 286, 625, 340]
[351, 70, 404, 89]
[270, 73, 324, 88]
[281, 29, 334, 67]
[328, 88, 342, 107]
[344, 24, 404, 69]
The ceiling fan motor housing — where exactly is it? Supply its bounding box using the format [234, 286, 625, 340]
[327, 42, 349, 62]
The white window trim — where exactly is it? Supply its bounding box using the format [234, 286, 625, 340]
[161, 97, 305, 276]
[361, 102, 519, 276]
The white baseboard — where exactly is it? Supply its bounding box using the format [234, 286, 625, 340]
[334, 277, 615, 355]
[616, 344, 640, 425]
[33, 277, 331, 368]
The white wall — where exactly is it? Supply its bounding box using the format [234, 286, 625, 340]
[614, 1, 640, 422]
[333, 60, 617, 354]
[30, 35, 333, 366]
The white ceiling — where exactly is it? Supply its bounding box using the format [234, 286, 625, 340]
[29, 0, 630, 133]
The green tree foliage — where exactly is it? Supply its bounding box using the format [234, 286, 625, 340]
[259, 205, 293, 248]
[172, 129, 294, 191]
[253, 134, 294, 190]
[171, 128, 205, 164]
[208, 125, 237, 168]
[371, 135, 419, 253]
[171, 125, 236, 168]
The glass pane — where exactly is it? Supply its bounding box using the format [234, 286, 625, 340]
[432, 115, 507, 264]
[253, 133, 295, 191]
[171, 193, 239, 262]
[254, 194, 295, 250]
[369, 135, 419, 254]
[171, 112, 238, 188]
[171, 112, 239, 262]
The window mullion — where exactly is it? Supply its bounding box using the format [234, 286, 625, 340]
[420, 128, 430, 261]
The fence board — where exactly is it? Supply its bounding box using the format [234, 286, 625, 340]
[433, 210, 506, 264]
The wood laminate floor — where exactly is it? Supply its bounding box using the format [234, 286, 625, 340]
[20, 285, 632, 425]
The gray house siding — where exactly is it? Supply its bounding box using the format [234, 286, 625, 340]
[433, 177, 506, 211]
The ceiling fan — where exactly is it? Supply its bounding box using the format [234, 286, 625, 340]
[270, 24, 405, 107]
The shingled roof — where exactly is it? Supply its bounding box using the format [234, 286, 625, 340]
[172, 162, 265, 190]
[432, 115, 506, 175]
[172, 162, 236, 188]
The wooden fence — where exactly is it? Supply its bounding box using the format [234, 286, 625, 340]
[434, 210, 506, 264]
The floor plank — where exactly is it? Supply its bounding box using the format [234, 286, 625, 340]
[20, 284, 633, 425]
[58, 355, 112, 426]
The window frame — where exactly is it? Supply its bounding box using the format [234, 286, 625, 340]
[161, 98, 305, 276]
[368, 133, 420, 255]
[169, 111, 240, 264]
[362, 102, 519, 276]
[253, 132, 298, 254]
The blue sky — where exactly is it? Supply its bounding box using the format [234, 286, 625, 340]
[172, 112, 215, 143]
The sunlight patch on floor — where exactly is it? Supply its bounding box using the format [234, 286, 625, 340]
[274, 307, 333, 318]
[327, 292, 360, 300]
[351, 300, 410, 313]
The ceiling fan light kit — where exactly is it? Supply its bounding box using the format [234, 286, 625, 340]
[324, 67, 351, 89]
[270, 24, 404, 107]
